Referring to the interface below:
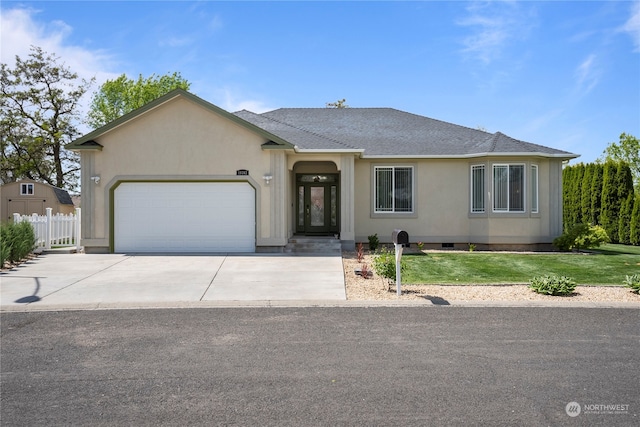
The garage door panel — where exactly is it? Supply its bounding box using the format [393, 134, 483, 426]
[115, 182, 255, 253]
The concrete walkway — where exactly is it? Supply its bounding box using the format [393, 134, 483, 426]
[0, 253, 346, 310]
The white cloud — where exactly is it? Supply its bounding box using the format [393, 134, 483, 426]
[522, 108, 565, 134]
[159, 36, 194, 48]
[457, 1, 536, 65]
[575, 53, 600, 95]
[620, 1, 640, 52]
[205, 86, 274, 113]
[1, 7, 121, 132]
[0, 7, 118, 88]
[209, 14, 224, 32]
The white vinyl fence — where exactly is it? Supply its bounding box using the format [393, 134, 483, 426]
[13, 207, 81, 251]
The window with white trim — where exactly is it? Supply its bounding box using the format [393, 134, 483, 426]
[493, 164, 525, 212]
[471, 165, 485, 213]
[531, 164, 538, 213]
[374, 166, 413, 213]
[20, 183, 34, 195]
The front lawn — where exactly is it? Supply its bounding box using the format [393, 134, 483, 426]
[402, 244, 640, 285]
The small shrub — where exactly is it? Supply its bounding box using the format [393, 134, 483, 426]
[372, 246, 406, 280]
[0, 224, 11, 267]
[0, 221, 36, 265]
[368, 233, 379, 251]
[623, 274, 640, 294]
[529, 275, 577, 296]
[553, 224, 609, 251]
[359, 263, 371, 279]
[468, 243, 476, 252]
[416, 241, 424, 251]
[14, 221, 36, 261]
[356, 242, 364, 263]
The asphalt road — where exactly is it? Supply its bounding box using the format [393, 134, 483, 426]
[1, 307, 638, 426]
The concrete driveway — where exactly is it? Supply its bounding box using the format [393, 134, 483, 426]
[0, 253, 346, 309]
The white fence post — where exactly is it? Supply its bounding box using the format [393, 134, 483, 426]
[31, 213, 43, 248]
[45, 208, 52, 250]
[75, 207, 81, 251]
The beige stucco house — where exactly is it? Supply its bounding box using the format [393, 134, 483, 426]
[66, 89, 578, 253]
[0, 180, 75, 222]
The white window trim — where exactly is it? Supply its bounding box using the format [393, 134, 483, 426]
[373, 165, 414, 214]
[470, 164, 485, 213]
[20, 183, 34, 195]
[492, 163, 526, 213]
[531, 164, 539, 214]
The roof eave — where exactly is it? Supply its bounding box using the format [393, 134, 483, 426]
[361, 152, 580, 160]
[293, 147, 365, 154]
[261, 140, 295, 150]
[66, 140, 104, 152]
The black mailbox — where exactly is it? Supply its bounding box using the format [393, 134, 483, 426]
[392, 229, 409, 245]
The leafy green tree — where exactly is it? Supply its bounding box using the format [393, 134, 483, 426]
[1, 46, 92, 190]
[601, 133, 639, 190]
[87, 72, 190, 129]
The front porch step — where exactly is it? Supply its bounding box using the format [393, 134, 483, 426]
[284, 237, 342, 254]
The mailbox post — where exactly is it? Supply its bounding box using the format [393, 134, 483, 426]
[391, 229, 409, 296]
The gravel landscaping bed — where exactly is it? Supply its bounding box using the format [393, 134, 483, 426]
[343, 252, 640, 303]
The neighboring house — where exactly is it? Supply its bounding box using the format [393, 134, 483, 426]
[66, 89, 578, 254]
[0, 180, 76, 221]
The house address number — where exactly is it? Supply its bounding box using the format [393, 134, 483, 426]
[236, 169, 249, 176]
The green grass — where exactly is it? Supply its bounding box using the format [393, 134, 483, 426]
[592, 243, 640, 256]
[402, 244, 640, 285]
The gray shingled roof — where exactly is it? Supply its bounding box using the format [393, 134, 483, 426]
[51, 186, 74, 205]
[235, 107, 576, 158]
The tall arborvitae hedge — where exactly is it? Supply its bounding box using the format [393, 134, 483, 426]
[618, 193, 634, 244]
[616, 163, 635, 244]
[563, 161, 636, 245]
[590, 163, 604, 225]
[562, 165, 574, 230]
[631, 195, 640, 246]
[600, 161, 620, 242]
[617, 162, 634, 200]
[581, 163, 594, 223]
[570, 164, 585, 226]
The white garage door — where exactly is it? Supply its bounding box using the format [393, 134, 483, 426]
[114, 182, 255, 253]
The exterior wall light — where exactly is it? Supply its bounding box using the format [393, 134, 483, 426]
[91, 176, 101, 184]
[263, 174, 273, 185]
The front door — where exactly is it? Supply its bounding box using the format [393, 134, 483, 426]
[296, 174, 339, 235]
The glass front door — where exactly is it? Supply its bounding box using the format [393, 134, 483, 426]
[296, 175, 339, 235]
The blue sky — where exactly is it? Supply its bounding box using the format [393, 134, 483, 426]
[1, 1, 639, 164]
